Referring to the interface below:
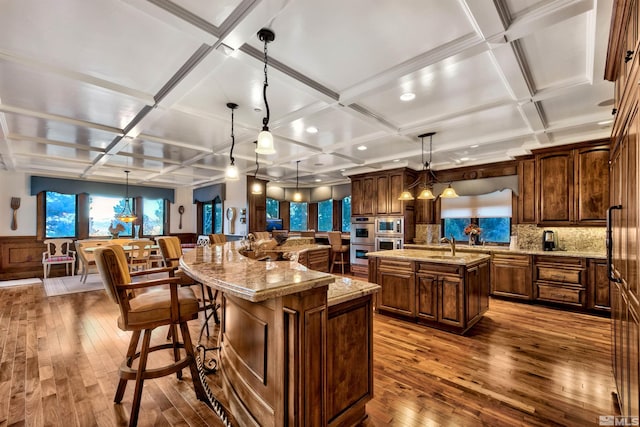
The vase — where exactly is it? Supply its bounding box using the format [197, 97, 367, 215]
[468, 235, 474, 246]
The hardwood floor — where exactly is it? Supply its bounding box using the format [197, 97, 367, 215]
[0, 282, 616, 426]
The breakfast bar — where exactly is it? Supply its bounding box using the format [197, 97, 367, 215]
[180, 242, 380, 427]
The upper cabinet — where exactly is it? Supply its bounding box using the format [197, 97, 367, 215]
[534, 140, 610, 226]
[517, 157, 536, 224]
[351, 175, 376, 216]
[351, 168, 414, 217]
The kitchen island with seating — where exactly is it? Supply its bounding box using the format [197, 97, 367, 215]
[367, 249, 491, 334]
[180, 242, 380, 427]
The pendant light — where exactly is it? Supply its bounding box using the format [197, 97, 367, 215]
[225, 102, 239, 181]
[255, 28, 276, 155]
[397, 132, 458, 200]
[251, 142, 262, 195]
[293, 160, 302, 202]
[117, 170, 137, 223]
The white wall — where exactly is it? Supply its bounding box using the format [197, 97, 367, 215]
[169, 186, 195, 233]
[224, 179, 247, 236]
[0, 171, 37, 236]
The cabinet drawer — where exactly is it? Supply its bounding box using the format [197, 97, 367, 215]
[492, 253, 530, 266]
[534, 255, 586, 267]
[537, 283, 584, 306]
[536, 266, 583, 284]
[378, 258, 413, 273]
[417, 262, 460, 276]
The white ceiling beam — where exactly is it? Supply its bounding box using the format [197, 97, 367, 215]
[505, 0, 594, 42]
[0, 110, 15, 171]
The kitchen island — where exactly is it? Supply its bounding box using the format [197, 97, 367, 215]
[368, 249, 491, 334]
[180, 242, 380, 427]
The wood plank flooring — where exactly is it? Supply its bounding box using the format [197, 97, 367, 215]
[0, 282, 616, 426]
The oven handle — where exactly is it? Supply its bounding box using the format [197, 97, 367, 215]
[607, 205, 622, 283]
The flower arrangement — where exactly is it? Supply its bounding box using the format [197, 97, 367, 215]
[464, 224, 481, 236]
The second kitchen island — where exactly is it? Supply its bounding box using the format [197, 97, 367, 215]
[368, 249, 491, 334]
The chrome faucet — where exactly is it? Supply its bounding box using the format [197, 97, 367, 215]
[440, 235, 456, 256]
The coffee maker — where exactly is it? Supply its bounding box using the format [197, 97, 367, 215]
[543, 230, 556, 251]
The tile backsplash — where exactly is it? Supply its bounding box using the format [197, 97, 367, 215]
[414, 223, 606, 253]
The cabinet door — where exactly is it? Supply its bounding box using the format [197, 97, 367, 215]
[415, 196, 434, 224]
[575, 145, 610, 224]
[537, 150, 573, 224]
[416, 272, 438, 321]
[388, 172, 404, 215]
[351, 178, 362, 216]
[517, 158, 536, 224]
[588, 259, 610, 310]
[438, 275, 463, 327]
[361, 176, 376, 216]
[377, 260, 415, 317]
[491, 254, 532, 299]
[630, 304, 640, 419]
[376, 174, 389, 215]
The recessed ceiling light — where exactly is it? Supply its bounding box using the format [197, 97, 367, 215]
[470, 144, 479, 148]
[314, 178, 322, 182]
[460, 157, 469, 161]
[306, 126, 318, 134]
[314, 162, 323, 166]
[393, 159, 400, 162]
[254, 107, 262, 112]
[597, 119, 613, 126]
[357, 145, 367, 151]
[400, 92, 416, 102]
[340, 168, 346, 172]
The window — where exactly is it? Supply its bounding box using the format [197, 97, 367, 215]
[202, 197, 223, 235]
[440, 190, 512, 245]
[45, 192, 77, 238]
[290, 202, 308, 231]
[266, 198, 279, 218]
[142, 198, 164, 236]
[317, 199, 332, 232]
[341, 196, 351, 232]
[89, 195, 132, 237]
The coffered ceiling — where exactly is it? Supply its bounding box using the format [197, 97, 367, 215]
[0, 0, 615, 189]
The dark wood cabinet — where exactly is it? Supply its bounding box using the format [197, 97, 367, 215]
[588, 258, 611, 311]
[373, 256, 489, 334]
[376, 258, 415, 317]
[491, 253, 532, 300]
[535, 141, 609, 226]
[534, 255, 587, 308]
[517, 158, 536, 224]
[298, 248, 329, 273]
[351, 175, 376, 216]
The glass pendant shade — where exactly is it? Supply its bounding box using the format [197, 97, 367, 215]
[440, 184, 459, 198]
[117, 170, 137, 223]
[225, 164, 239, 181]
[417, 188, 436, 200]
[251, 181, 262, 195]
[398, 190, 414, 201]
[256, 130, 275, 154]
[293, 191, 302, 202]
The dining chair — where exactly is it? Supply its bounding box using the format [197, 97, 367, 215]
[328, 231, 349, 274]
[208, 234, 227, 244]
[156, 236, 219, 337]
[252, 231, 271, 240]
[42, 238, 76, 278]
[75, 239, 110, 283]
[94, 245, 207, 427]
[196, 235, 210, 246]
[126, 239, 154, 271]
[300, 230, 316, 238]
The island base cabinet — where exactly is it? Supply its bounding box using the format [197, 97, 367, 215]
[374, 258, 490, 334]
[376, 259, 416, 318]
[491, 253, 532, 300]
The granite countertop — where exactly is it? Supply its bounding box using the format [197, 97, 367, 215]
[328, 277, 380, 307]
[180, 241, 379, 303]
[367, 249, 491, 265]
[403, 243, 606, 259]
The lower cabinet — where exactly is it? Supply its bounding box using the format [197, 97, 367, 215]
[299, 248, 330, 273]
[491, 253, 532, 299]
[534, 255, 587, 307]
[588, 258, 610, 311]
[374, 257, 489, 334]
[377, 259, 415, 317]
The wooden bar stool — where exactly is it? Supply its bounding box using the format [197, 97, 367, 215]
[328, 231, 349, 274]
